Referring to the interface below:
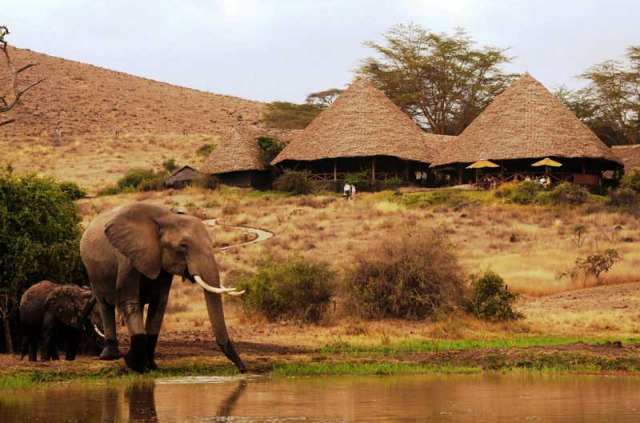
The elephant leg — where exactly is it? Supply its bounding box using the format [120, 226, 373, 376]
[144, 273, 172, 370]
[65, 331, 79, 361]
[41, 314, 57, 361]
[96, 296, 121, 360]
[118, 265, 148, 373]
[28, 339, 38, 362]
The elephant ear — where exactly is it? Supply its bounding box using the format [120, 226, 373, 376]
[105, 207, 162, 280]
[47, 287, 80, 329]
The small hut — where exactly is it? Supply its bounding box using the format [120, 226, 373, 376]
[272, 78, 443, 187]
[164, 165, 200, 189]
[201, 126, 299, 188]
[431, 73, 622, 186]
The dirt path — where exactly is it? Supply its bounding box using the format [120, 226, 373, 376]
[203, 219, 274, 250]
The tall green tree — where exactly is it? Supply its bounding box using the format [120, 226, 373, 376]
[358, 24, 515, 135]
[560, 46, 640, 145]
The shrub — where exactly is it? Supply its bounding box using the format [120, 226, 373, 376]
[117, 169, 157, 190]
[257, 136, 286, 167]
[345, 171, 371, 191]
[0, 171, 88, 351]
[58, 181, 86, 200]
[137, 174, 166, 192]
[562, 248, 620, 281]
[382, 176, 403, 191]
[231, 254, 336, 323]
[162, 158, 178, 173]
[510, 180, 538, 204]
[609, 187, 639, 209]
[345, 229, 466, 320]
[467, 270, 523, 321]
[547, 182, 589, 205]
[273, 170, 313, 195]
[621, 167, 640, 192]
[196, 143, 217, 158]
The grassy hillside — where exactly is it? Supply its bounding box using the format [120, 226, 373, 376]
[0, 47, 265, 190]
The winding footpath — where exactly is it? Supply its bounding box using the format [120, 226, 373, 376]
[203, 219, 275, 251]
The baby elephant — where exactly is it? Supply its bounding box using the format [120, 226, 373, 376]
[20, 280, 104, 362]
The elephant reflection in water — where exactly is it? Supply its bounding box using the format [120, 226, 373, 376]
[107, 380, 248, 421]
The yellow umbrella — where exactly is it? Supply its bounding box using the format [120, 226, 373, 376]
[531, 157, 562, 167]
[466, 159, 500, 169]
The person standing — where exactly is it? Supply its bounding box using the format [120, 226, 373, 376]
[343, 182, 351, 200]
[350, 184, 357, 201]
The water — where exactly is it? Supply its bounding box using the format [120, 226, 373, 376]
[2, 373, 640, 422]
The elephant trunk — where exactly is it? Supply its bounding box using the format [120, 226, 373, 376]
[204, 290, 246, 373]
[194, 260, 246, 373]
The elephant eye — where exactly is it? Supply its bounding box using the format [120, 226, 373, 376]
[179, 241, 188, 250]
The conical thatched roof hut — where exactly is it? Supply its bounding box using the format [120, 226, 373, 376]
[201, 126, 299, 188]
[431, 73, 622, 178]
[272, 78, 440, 166]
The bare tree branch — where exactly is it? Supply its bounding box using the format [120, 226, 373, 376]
[0, 25, 44, 124]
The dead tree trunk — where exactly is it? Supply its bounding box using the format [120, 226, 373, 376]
[0, 25, 44, 127]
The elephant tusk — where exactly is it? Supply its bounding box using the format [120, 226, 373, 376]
[194, 275, 237, 294]
[93, 324, 105, 338]
[225, 290, 245, 297]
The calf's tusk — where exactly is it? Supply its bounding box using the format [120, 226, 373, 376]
[93, 324, 105, 338]
[194, 275, 237, 294]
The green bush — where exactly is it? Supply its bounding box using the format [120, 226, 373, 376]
[196, 143, 217, 158]
[273, 170, 313, 195]
[621, 168, 640, 192]
[117, 169, 157, 190]
[494, 180, 538, 204]
[345, 171, 371, 191]
[382, 176, 403, 191]
[231, 254, 336, 323]
[547, 182, 589, 205]
[137, 174, 167, 192]
[0, 171, 88, 351]
[400, 190, 468, 210]
[467, 270, 522, 321]
[257, 136, 286, 167]
[193, 175, 219, 190]
[345, 229, 466, 320]
[58, 181, 86, 200]
[562, 248, 620, 281]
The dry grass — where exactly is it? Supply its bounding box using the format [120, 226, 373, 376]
[75, 187, 640, 342]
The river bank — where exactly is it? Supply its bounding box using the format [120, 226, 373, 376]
[2, 335, 640, 391]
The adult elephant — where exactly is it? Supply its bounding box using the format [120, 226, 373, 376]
[80, 202, 245, 373]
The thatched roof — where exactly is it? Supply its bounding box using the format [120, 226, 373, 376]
[431, 73, 622, 168]
[272, 78, 439, 165]
[202, 126, 299, 174]
[164, 166, 200, 187]
[611, 145, 640, 171]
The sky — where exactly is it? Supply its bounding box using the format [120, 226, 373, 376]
[3, 0, 639, 103]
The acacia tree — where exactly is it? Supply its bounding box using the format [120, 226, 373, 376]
[0, 25, 44, 127]
[305, 88, 343, 106]
[358, 24, 515, 135]
[560, 47, 639, 145]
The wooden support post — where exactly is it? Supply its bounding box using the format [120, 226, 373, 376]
[404, 160, 410, 182]
[371, 157, 376, 186]
[457, 165, 463, 185]
[333, 160, 337, 181]
[582, 159, 586, 174]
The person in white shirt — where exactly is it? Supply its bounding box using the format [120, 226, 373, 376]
[343, 182, 351, 199]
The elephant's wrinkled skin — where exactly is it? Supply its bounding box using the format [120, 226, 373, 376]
[80, 202, 246, 373]
[20, 280, 103, 362]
